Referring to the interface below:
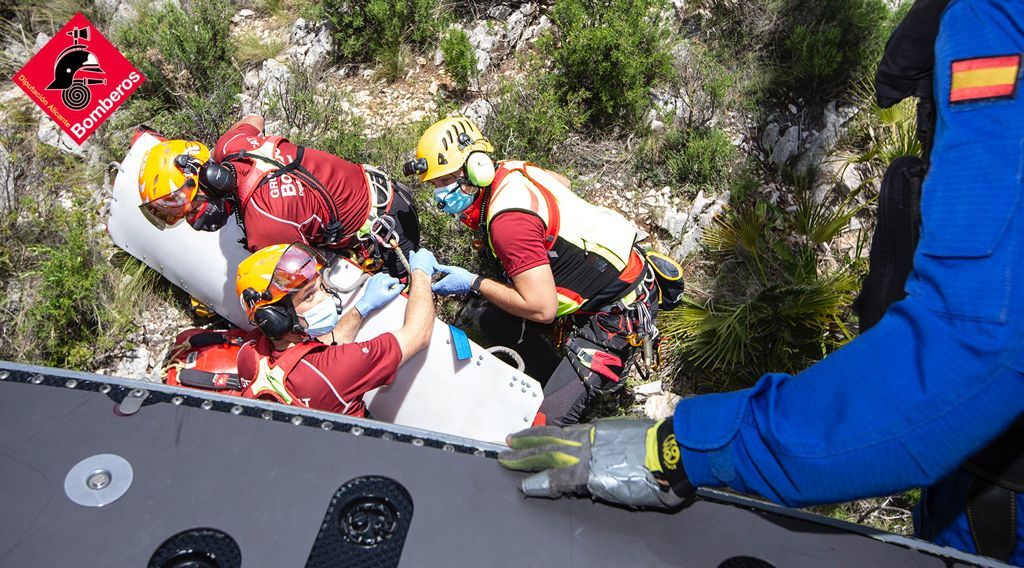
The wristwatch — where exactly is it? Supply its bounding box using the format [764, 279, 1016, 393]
[469, 276, 483, 296]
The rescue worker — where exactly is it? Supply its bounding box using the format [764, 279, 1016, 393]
[138, 114, 420, 277]
[499, 1, 1024, 563]
[233, 242, 439, 417]
[406, 118, 684, 426]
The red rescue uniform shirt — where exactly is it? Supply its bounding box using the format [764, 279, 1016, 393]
[489, 211, 550, 277]
[237, 333, 401, 417]
[213, 123, 371, 251]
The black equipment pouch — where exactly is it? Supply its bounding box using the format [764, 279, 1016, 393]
[177, 368, 243, 391]
[646, 250, 685, 311]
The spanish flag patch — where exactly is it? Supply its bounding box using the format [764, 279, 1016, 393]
[950, 54, 1021, 104]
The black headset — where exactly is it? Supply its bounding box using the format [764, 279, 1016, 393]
[198, 161, 237, 198]
[174, 154, 237, 199]
[242, 288, 302, 339]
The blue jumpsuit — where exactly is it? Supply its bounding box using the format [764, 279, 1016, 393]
[673, 0, 1024, 562]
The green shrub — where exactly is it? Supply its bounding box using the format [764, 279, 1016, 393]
[543, 0, 675, 129]
[111, 0, 240, 144]
[771, 0, 893, 98]
[440, 28, 478, 92]
[324, 0, 446, 64]
[486, 73, 586, 167]
[638, 126, 738, 192]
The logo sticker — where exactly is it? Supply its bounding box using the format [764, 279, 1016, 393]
[11, 12, 144, 145]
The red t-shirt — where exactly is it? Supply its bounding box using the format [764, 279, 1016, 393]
[213, 123, 370, 251]
[489, 211, 550, 277]
[237, 333, 401, 417]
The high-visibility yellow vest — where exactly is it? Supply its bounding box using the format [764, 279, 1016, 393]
[486, 161, 642, 316]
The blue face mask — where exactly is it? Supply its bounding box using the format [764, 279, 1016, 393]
[433, 179, 476, 214]
[298, 296, 340, 337]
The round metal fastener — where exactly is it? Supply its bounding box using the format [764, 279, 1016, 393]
[261, 410, 273, 420]
[411, 438, 424, 447]
[0, 371, 9, 380]
[64, 454, 133, 507]
[230, 405, 244, 415]
[473, 449, 486, 457]
[340, 497, 399, 546]
[30, 374, 44, 384]
[351, 426, 364, 436]
[290, 416, 303, 426]
[87, 470, 111, 490]
[98, 384, 112, 394]
[442, 444, 455, 452]
[321, 421, 334, 431]
[130, 388, 146, 398]
[65, 379, 78, 389]
[171, 396, 184, 405]
[200, 400, 214, 410]
[381, 432, 394, 441]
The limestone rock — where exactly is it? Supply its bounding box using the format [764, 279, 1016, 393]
[0, 143, 13, 212]
[672, 190, 730, 258]
[112, 346, 152, 379]
[242, 58, 293, 115]
[488, 5, 513, 20]
[96, 0, 139, 30]
[761, 123, 780, 152]
[286, 18, 333, 69]
[231, 8, 256, 24]
[37, 117, 91, 158]
[644, 392, 681, 420]
[656, 205, 690, 237]
[795, 101, 857, 175]
[461, 98, 493, 129]
[770, 125, 800, 169]
[634, 380, 663, 397]
[518, 15, 551, 50]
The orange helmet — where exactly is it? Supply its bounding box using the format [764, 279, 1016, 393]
[138, 140, 211, 228]
[236, 243, 325, 325]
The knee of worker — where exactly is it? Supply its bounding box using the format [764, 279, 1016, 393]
[539, 363, 591, 426]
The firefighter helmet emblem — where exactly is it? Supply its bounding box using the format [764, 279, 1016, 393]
[45, 26, 106, 111]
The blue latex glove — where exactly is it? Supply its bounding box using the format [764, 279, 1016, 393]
[408, 248, 439, 277]
[432, 264, 478, 296]
[355, 273, 402, 317]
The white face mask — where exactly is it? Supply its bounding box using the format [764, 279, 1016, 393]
[297, 296, 340, 337]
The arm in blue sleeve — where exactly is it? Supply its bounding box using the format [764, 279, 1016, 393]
[674, 302, 1024, 507]
[673, 0, 1024, 508]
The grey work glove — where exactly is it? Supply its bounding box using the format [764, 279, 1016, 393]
[498, 419, 694, 509]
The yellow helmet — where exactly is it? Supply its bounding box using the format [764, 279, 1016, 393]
[138, 140, 211, 228]
[408, 117, 494, 183]
[235, 243, 325, 323]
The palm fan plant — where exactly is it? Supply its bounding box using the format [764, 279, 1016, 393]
[661, 189, 863, 393]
